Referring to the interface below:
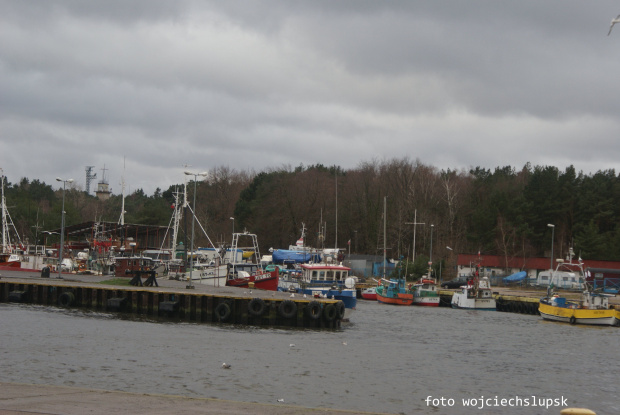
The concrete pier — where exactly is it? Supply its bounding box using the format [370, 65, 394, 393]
[0, 269, 345, 329]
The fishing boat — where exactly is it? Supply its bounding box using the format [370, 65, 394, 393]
[451, 266, 496, 310]
[376, 276, 415, 305]
[225, 232, 279, 290]
[539, 289, 618, 326]
[226, 263, 279, 291]
[538, 258, 617, 326]
[374, 197, 413, 305]
[413, 278, 440, 307]
[361, 286, 378, 301]
[284, 261, 357, 312]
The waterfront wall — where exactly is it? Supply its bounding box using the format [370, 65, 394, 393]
[0, 280, 343, 329]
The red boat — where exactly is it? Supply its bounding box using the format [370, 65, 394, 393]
[361, 286, 377, 301]
[226, 263, 279, 291]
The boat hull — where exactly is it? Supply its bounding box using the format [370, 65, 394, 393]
[413, 297, 440, 306]
[291, 287, 357, 309]
[361, 287, 377, 301]
[451, 293, 496, 310]
[227, 270, 279, 291]
[376, 292, 414, 306]
[538, 302, 618, 326]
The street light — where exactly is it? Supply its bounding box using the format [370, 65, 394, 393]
[184, 171, 208, 289]
[547, 224, 555, 271]
[56, 177, 73, 279]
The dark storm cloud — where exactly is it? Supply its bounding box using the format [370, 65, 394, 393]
[1, 0, 620, 194]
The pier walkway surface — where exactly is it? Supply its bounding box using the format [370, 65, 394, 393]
[0, 382, 390, 415]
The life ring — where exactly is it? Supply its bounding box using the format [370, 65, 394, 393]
[58, 291, 75, 307]
[569, 316, 576, 325]
[278, 300, 297, 319]
[215, 302, 232, 322]
[335, 300, 346, 319]
[305, 300, 322, 320]
[323, 303, 337, 321]
[248, 298, 267, 317]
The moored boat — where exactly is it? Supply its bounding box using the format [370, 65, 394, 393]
[225, 232, 279, 291]
[226, 263, 279, 291]
[451, 275, 496, 310]
[283, 261, 357, 312]
[376, 277, 414, 305]
[539, 290, 618, 326]
[361, 286, 377, 301]
[413, 278, 440, 307]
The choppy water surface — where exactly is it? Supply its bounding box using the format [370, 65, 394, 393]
[2, 301, 619, 414]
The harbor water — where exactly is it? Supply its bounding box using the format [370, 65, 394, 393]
[1, 300, 619, 414]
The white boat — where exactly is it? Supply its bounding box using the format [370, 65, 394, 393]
[451, 276, 496, 310]
[413, 278, 440, 307]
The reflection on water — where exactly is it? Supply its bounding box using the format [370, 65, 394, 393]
[2, 301, 619, 414]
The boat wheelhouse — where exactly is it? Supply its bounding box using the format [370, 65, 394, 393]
[289, 262, 357, 310]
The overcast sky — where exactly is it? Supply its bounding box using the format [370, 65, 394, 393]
[2, 1, 620, 195]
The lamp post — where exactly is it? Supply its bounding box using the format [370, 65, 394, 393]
[56, 177, 73, 279]
[230, 217, 235, 238]
[184, 171, 208, 289]
[547, 224, 555, 271]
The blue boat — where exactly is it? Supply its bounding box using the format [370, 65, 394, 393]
[279, 262, 357, 312]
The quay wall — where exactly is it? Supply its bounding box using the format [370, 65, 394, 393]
[0, 280, 344, 329]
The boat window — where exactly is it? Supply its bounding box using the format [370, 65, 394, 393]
[327, 271, 334, 280]
[319, 271, 325, 280]
[334, 271, 341, 280]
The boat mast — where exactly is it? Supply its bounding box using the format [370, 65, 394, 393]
[0, 169, 23, 253]
[383, 196, 387, 280]
[118, 160, 126, 227]
[171, 186, 183, 253]
[334, 172, 338, 250]
[1, 170, 7, 253]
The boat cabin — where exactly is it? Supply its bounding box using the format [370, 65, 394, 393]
[300, 264, 351, 284]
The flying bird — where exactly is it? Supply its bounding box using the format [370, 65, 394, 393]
[277, 398, 285, 403]
[609, 14, 620, 36]
[289, 343, 295, 347]
[222, 362, 231, 369]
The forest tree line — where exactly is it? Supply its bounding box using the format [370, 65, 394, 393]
[4, 158, 620, 278]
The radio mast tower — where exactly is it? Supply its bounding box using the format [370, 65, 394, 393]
[85, 166, 97, 194]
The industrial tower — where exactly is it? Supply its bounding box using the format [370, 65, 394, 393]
[85, 166, 97, 194]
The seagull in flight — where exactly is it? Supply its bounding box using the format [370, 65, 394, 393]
[222, 362, 231, 369]
[609, 14, 620, 36]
